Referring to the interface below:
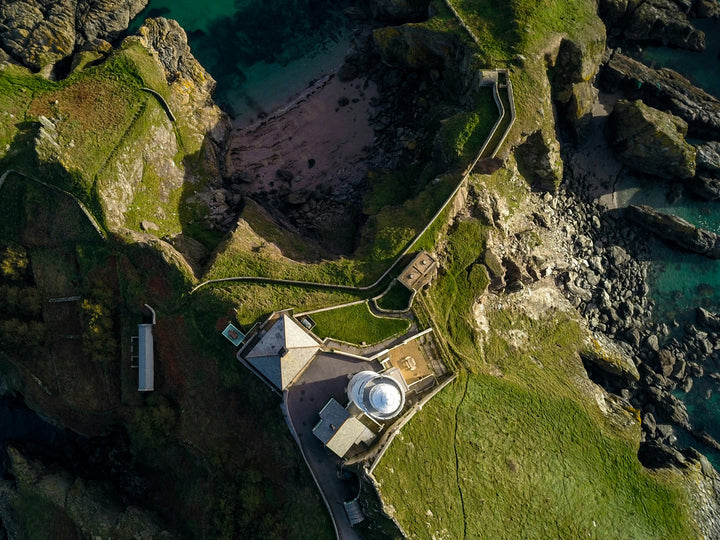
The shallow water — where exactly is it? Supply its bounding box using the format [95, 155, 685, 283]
[615, 173, 720, 324]
[130, 0, 354, 123]
[618, 19, 720, 466]
[637, 18, 720, 98]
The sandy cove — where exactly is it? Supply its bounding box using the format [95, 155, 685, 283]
[224, 73, 379, 197]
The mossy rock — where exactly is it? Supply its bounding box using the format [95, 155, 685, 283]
[581, 334, 640, 381]
[372, 24, 460, 70]
[606, 99, 696, 180]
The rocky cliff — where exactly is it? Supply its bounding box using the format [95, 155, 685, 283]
[0, 0, 148, 74]
[0, 445, 174, 539]
[606, 98, 696, 180]
[627, 204, 720, 258]
[598, 0, 705, 51]
[601, 51, 720, 139]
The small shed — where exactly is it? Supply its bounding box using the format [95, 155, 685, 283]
[397, 251, 438, 291]
[137, 304, 156, 392]
[138, 323, 154, 392]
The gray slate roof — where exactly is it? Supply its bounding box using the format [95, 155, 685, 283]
[313, 398, 371, 458]
[244, 314, 320, 390]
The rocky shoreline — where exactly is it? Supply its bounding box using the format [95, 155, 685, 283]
[555, 1, 720, 503]
[2, 0, 720, 537]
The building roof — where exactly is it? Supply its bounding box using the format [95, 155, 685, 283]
[397, 251, 437, 291]
[222, 323, 245, 347]
[244, 314, 321, 390]
[347, 369, 407, 420]
[138, 323, 154, 392]
[313, 398, 372, 458]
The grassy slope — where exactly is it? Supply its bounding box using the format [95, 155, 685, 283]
[374, 2, 698, 535]
[0, 41, 221, 246]
[376, 297, 698, 538]
[0, 53, 337, 540]
[311, 302, 410, 345]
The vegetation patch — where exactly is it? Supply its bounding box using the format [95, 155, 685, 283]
[375, 307, 699, 539]
[199, 285, 363, 328]
[418, 218, 489, 366]
[376, 281, 414, 311]
[437, 87, 497, 163]
[310, 302, 410, 345]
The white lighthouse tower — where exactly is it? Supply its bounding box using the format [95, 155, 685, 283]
[347, 369, 407, 420]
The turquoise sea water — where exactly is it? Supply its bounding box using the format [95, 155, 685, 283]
[615, 174, 720, 324]
[638, 19, 720, 99]
[622, 17, 720, 465]
[130, 0, 353, 123]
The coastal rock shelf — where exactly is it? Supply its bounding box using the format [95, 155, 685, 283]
[626, 204, 720, 259]
[601, 51, 720, 139]
[0, 0, 148, 71]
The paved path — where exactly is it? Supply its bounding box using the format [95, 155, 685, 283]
[284, 352, 381, 540]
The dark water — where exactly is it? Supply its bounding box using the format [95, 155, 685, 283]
[0, 396, 65, 475]
[129, 0, 354, 124]
[638, 19, 720, 99]
[620, 17, 720, 467]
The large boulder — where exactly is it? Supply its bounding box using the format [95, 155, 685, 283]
[601, 52, 720, 139]
[627, 204, 720, 258]
[696, 141, 720, 174]
[623, 0, 705, 51]
[606, 99, 696, 179]
[372, 23, 462, 71]
[0, 0, 76, 71]
[697, 307, 720, 331]
[515, 130, 563, 193]
[369, 0, 430, 22]
[76, 0, 148, 45]
[0, 0, 147, 72]
[582, 334, 640, 381]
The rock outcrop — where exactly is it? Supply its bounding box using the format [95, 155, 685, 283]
[582, 334, 640, 381]
[598, 0, 705, 51]
[626, 204, 720, 258]
[372, 23, 463, 72]
[550, 36, 606, 139]
[601, 51, 720, 139]
[685, 175, 720, 200]
[369, 0, 430, 22]
[0, 0, 148, 72]
[132, 17, 229, 154]
[606, 99, 696, 179]
[515, 130, 564, 192]
[696, 141, 720, 174]
[0, 445, 174, 538]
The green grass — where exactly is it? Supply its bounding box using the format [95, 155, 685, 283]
[421, 219, 490, 365]
[203, 284, 364, 328]
[376, 281, 414, 311]
[310, 302, 411, 345]
[437, 87, 498, 164]
[451, 0, 602, 64]
[375, 307, 700, 539]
